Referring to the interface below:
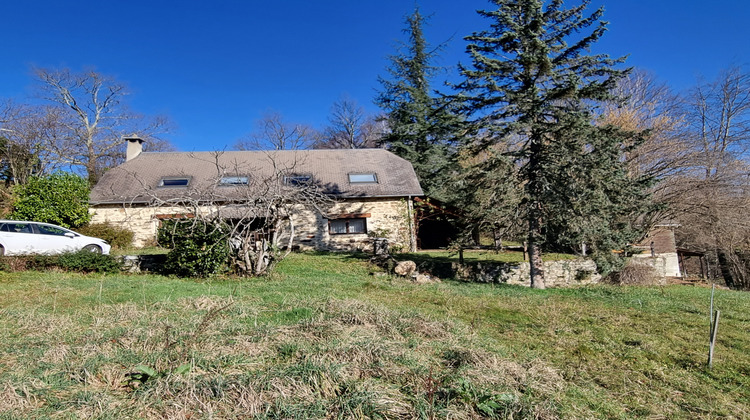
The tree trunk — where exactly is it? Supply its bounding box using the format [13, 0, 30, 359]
[716, 248, 735, 288]
[493, 229, 503, 252]
[87, 141, 98, 186]
[526, 132, 546, 289]
[528, 213, 546, 289]
[528, 240, 545, 289]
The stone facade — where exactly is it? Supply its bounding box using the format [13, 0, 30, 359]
[88, 205, 188, 247]
[290, 198, 413, 253]
[90, 198, 414, 252]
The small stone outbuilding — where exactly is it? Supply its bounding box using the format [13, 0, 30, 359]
[632, 225, 682, 278]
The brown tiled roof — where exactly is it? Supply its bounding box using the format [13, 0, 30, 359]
[90, 149, 424, 205]
[636, 228, 677, 254]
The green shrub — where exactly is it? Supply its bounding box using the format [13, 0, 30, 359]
[158, 219, 230, 277]
[77, 223, 134, 249]
[10, 172, 91, 228]
[0, 255, 59, 271]
[25, 255, 59, 271]
[57, 251, 122, 274]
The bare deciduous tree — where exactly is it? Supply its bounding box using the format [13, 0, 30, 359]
[146, 152, 333, 276]
[674, 67, 750, 288]
[600, 70, 694, 228]
[35, 68, 172, 185]
[602, 70, 689, 179]
[314, 98, 383, 149]
[599, 67, 750, 289]
[234, 111, 318, 151]
[0, 100, 66, 184]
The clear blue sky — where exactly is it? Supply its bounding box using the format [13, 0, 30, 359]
[1, 0, 748, 151]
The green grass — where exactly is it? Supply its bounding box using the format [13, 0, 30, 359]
[0, 252, 748, 419]
[110, 246, 170, 256]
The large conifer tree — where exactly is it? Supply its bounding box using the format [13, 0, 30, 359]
[376, 8, 459, 201]
[456, 0, 649, 288]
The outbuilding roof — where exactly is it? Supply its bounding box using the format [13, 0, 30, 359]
[90, 149, 424, 205]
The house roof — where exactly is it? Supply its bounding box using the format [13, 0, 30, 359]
[90, 149, 424, 205]
[635, 227, 678, 254]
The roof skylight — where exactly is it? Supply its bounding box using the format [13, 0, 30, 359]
[159, 177, 190, 187]
[348, 173, 378, 184]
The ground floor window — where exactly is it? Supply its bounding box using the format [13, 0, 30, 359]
[329, 217, 367, 234]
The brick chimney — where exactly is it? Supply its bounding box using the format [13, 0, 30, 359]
[124, 135, 144, 161]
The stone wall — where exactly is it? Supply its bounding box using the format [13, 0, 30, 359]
[90, 198, 413, 252]
[450, 259, 601, 287]
[89, 205, 191, 247]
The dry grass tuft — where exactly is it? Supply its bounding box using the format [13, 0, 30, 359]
[608, 259, 662, 285]
[0, 382, 40, 411]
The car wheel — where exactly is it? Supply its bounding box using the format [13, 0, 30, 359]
[83, 244, 102, 254]
[0, 245, 4, 256]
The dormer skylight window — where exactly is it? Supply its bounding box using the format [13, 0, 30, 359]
[348, 173, 378, 184]
[284, 174, 312, 186]
[219, 176, 249, 185]
[159, 177, 190, 187]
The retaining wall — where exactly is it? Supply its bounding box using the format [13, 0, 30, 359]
[412, 258, 601, 287]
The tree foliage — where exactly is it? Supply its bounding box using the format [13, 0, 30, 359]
[10, 172, 91, 228]
[455, 0, 650, 286]
[376, 8, 460, 201]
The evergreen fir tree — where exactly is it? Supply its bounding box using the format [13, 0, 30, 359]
[456, 0, 650, 287]
[376, 7, 460, 201]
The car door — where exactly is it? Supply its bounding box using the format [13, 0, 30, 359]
[0, 222, 38, 255]
[34, 223, 79, 254]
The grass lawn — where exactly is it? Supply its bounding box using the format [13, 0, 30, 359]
[0, 252, 748, 419]
[110, 246, 170, 256]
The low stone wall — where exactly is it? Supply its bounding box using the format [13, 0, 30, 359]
[409, 258, 600, 287]
[452, 259, 600, 287]
[120, 254, 167, 273]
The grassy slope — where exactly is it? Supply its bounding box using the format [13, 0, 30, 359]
[0, 252, 747, 419]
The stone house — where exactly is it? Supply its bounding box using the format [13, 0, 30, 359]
[89, 139, 423, 251]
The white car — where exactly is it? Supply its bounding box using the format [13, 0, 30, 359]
[0, 220, 111, 256]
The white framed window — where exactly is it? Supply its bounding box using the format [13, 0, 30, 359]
[329, 217, 367, 235]
[348, 173, 378, 184]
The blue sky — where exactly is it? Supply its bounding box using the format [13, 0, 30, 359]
[1, 0, 748, 151]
